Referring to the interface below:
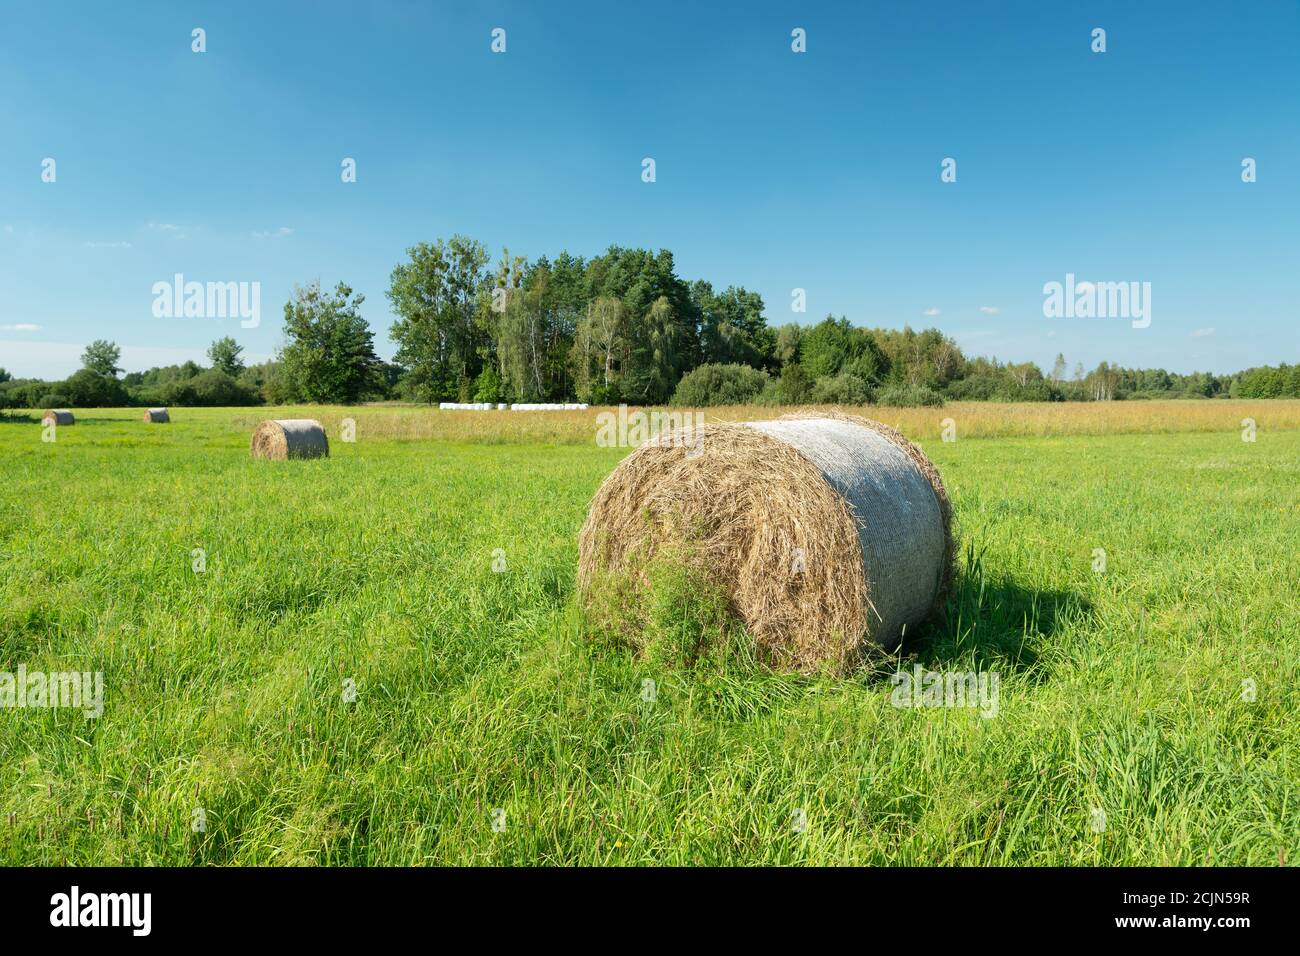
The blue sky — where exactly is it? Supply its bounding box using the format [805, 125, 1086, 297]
[1, 0, 1296, 378]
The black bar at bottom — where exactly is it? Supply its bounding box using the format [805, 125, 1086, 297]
[0, 866, 1284, 941]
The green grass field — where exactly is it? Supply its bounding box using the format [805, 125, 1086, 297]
[1, 404, 1297, 864]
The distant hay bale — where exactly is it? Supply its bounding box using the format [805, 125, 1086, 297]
[577, 412, 954, 673]
[41, 409, 74, 426]
[143, 407, 170, 423]
[250, 419, 329, 460]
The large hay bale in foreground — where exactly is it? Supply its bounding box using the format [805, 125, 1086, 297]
[42, 409, 74, 426]
[250, 419, 329, 460]
[143, 407, 170, 423]
[577, 413, 954, 673]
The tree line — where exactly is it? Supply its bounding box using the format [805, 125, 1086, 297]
[2, 236, 1297, 410]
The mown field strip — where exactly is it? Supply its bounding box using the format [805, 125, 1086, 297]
[0, 406, 1296, 864]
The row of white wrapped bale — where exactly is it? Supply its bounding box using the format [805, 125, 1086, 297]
[438, 402, 589, 411]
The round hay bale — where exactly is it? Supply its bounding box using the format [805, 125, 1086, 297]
[42, 409, 74, 426]
[250, 419, 329, 460]
[577, 412, 954, 673]
[143, 407, 170, 423]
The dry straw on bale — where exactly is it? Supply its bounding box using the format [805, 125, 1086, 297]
[577, 411, 954, 673]
[42, 409, 74, 426]
[143, 407, 170, 423]
[250, 419, 329, 460]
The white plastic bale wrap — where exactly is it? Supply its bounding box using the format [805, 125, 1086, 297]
[743, 418, 946, 649]
[143, 407, 170, 423]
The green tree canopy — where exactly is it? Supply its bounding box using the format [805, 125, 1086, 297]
[63, 368, 128, 406]
[387, 235, 491, 402]
[278, 281, 383, 404]
[693, 282, 772, 368]
[671, 362, 769, 406]
[81, 339, 122, 377]
[208, 337, 246, 377]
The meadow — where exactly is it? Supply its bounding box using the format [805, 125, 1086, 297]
[0, 401, 1297, 865]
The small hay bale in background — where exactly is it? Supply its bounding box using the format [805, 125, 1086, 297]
[143, 407, 170, 423]
[250, 419, 329, 460]
[577, 412, 954, 673]
[42, 409, 74, 426]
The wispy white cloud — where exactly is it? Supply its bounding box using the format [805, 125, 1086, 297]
[978, 305, 1000, 315]
[252, 226, 294, 239]
[84, 240, 132, 249]
[922, 307, 940, 316]
[1, 323, 42, 332]
[1190, 327, 1216, 338]
[146, 221, 188, 240]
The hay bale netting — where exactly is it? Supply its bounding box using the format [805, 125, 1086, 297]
[143, 407, 170, 423]
[577, 412, 954, 673]
[41, 409, 74, 426]
[250, 419, 329, 460]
